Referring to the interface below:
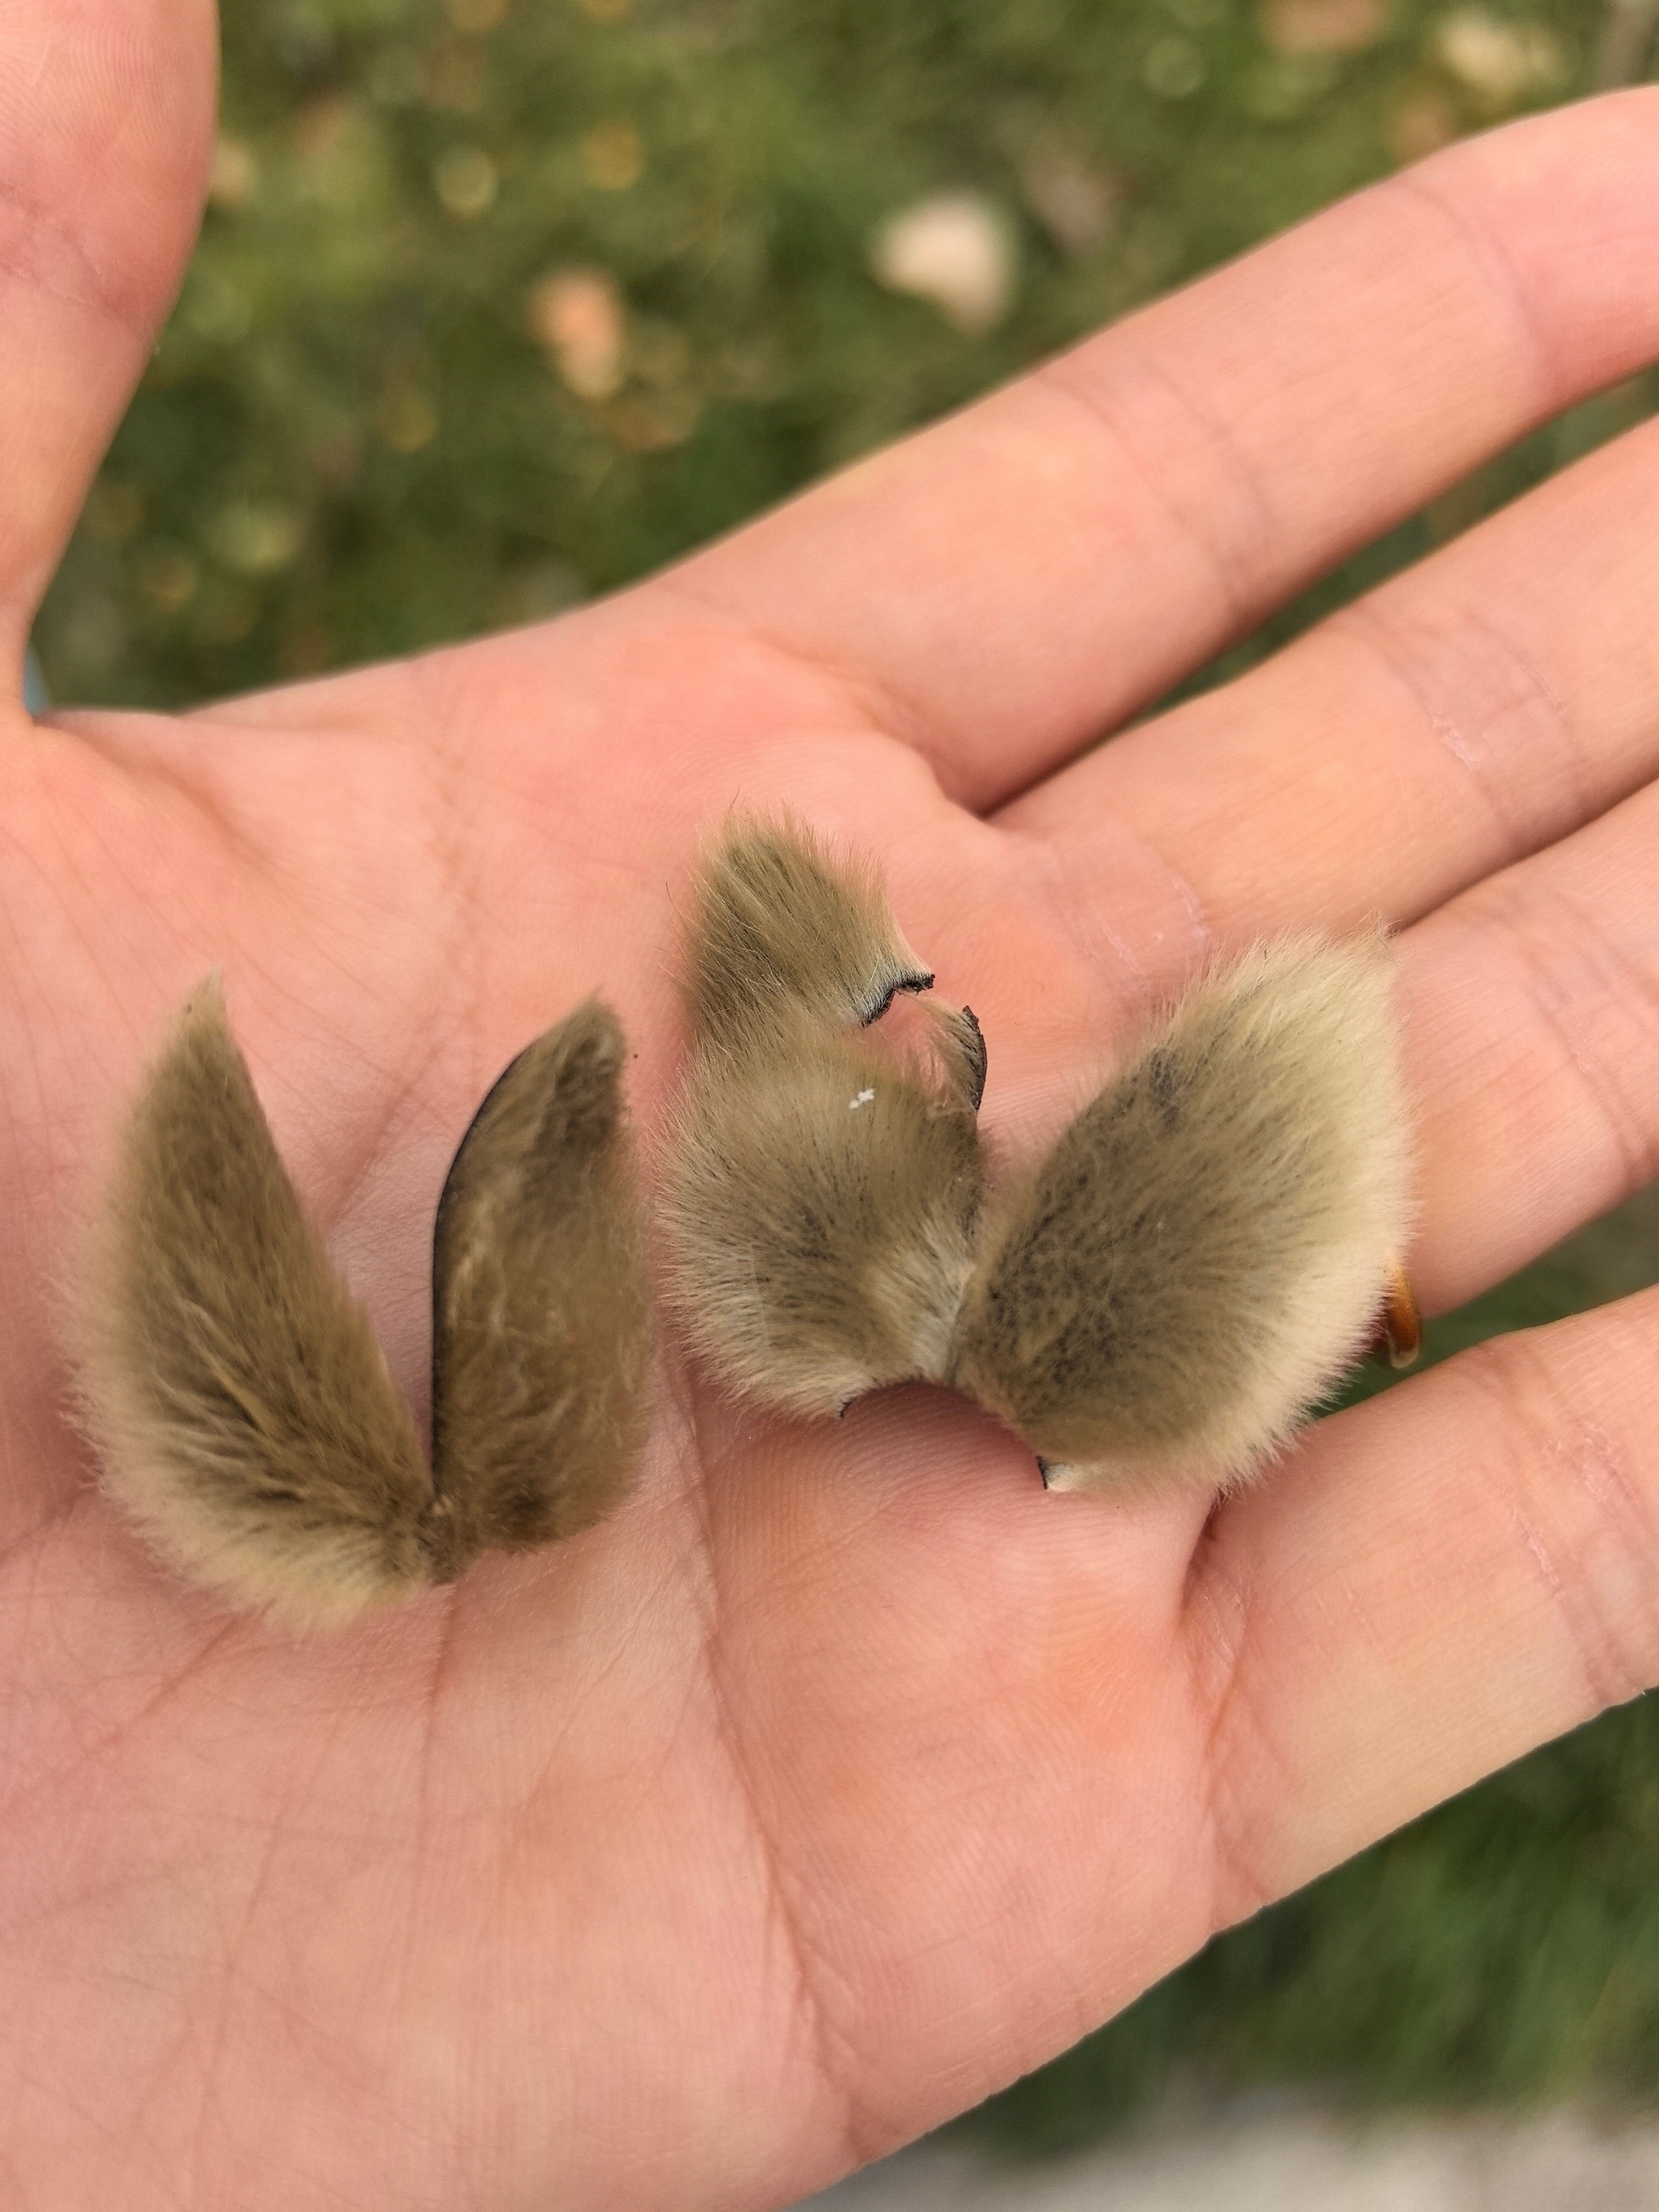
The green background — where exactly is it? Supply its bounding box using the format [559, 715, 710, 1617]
[40, 0, 1659, 2150]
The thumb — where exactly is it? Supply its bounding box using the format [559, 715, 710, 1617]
[0, 0, 216, 692]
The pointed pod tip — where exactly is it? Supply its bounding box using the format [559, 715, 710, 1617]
[861, 970, 935, 1026]
[1035, 1455, 1083, 1491]
[174, 966, 229, 1032]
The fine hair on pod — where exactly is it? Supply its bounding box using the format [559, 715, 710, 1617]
[74, 978, 652, 1630]
[665, 818, 988, 1416]
[665, 817, 1414, 1494]
[948, 932, 1412, 1492]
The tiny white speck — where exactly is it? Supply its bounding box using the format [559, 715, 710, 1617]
[848, 1088, 876, 1111]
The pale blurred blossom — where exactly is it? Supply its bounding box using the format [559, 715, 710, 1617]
[869, 193, 1017, 334]
[1019, 149, 1120, 255]
[208, 137, 259, 210]
[531, 268, 626, 399]
[1259, 0, 1387, 52]
[1435, 9, 1562, 102]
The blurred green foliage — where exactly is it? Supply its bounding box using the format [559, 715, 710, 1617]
[39, 0, 1636, 707]
[972, 1682, 1659, 2150]
[37, 0, 1659, 2152]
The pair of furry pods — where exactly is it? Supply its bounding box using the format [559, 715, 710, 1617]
[75, 822, 1415, 1631]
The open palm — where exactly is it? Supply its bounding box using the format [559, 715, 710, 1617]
[6, 7, 1659, 2204]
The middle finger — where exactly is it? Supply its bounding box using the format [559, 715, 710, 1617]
[1003, 409, 1659, 948]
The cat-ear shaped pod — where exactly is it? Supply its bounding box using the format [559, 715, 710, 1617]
[685, 818, 988, 1109]
[670, 821, 1410, 1482]
[75, 979, 435, 1628]
[666, 820, 987, 1415]
[666, 1007, 984, 1418]
[75, 979, 651, 1630]
[427, 997, 652, 1573]
[686, 817, 938, 1043]
[946, 933, 1412, 1493]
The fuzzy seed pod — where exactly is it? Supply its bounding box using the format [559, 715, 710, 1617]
[666, 819, 1412, 1492]
[666, 819, 987, 1413]
[427, 997, 653, 1573]
[685, 817, 937, 1042]
[75, 979, 651, 1630]
[948, 933, 1412, 1491]
[668, 1006, 984, 1416]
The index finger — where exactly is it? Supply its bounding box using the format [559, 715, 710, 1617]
[668, 91, 1659, 811]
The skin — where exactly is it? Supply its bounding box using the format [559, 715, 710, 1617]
[5, 8, 1659, 2204]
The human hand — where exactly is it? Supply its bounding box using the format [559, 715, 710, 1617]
[6, 6, 1659, 2204]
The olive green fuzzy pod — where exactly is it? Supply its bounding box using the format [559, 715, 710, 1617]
[76, 982, 652, 1629]
[667, 824, 1411, 1497]
[949, 933, 1411, 1492]
[666, 819, 987, 1415]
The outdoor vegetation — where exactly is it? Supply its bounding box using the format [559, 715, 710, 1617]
[40, 0, 1659, 2153]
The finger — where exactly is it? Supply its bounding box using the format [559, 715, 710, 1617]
[996, 747, 1659, 1325]
[1397, 770, 1659, 1314]
[0, 0, 215, 685]
[927, 739, 1659, 1455]
[665, 90, 1659, 811]
[1191, 1287, 1659, 1921]
[1004, 407, 1659, 942]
